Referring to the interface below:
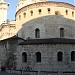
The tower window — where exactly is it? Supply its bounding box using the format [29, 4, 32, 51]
[36, 52, 41, 62]
[71, 51, 75, 61]
[30, 10, 33, 16]
[47, 8, 50, 14]
[57, 51, 63, 61]
[60, 28, 64, 38]
[35, 28, 40, 38]
[38, 9, 41, 15]
[23, 12, 26, 18]
[19, 15, 21, 20]
[55, 11, 60, 15]
[72, 11, 74, 17]
[66, 10, 68, 15]
[22, 52, 27, 62]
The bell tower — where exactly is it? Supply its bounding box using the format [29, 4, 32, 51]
[17, 0, 25, 11]
[0, 0, 9, 25]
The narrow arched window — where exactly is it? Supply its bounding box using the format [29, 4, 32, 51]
[30, 10, 33, 16]
[36, 52, 41, 62]
[66, 10, 68, 15]
[60, 28, 64, 37]
[35, 28, 40, 38]
[23, 12, 26, 18]
[22, 52, 27, 62]
[38, 9, 41, 15]
[47, 8, 50, 14]
[57, 51, 63, 61]
[19, 15, 21, 20]
[72, 11, 74, 17]
[71, 51, 75, 61]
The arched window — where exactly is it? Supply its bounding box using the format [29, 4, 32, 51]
[38, 9, 41, 15]
[30, 10, 33, 16]
[72, 11, 74, 17]
[71, 51, 75, 61]
[22, 52, 27, 62]
[60, 28, 64, 37]
[35, 28, 40, 38]
[47, 8, 50, 14]
[66, 10, 68, 15]
[36, 52, 41, 62]
[57, 51, 63, 61]
[19, 15, 21, 20]
[23, 12, 26, 18]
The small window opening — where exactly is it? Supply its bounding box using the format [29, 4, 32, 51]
[23, 12, 26, 18]
[38, 9, 41, 15]
[57, 51, 63, 61]
[48, 8, 50, 14]
[22, 52, 27, 62]
[30, 10, 33, 16]
[71, 51, 75, 61]
[72, 11, 74, 17]
[60, 28, 64, 38]
[19, 15, 21, 20]
[66, 10, 68, 15]
[36, 52, 41, 62]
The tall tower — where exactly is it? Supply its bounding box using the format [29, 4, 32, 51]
[17, 0, 48, 11]
[17, 0, 25, 11]
[0, 0, 9, 25]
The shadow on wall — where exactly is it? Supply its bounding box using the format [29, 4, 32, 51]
[17, 15, 75, 39]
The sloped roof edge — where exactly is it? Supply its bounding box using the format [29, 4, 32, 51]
[19, 38, 75, 45]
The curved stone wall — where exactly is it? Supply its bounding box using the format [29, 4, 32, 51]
[16, 2, 75, 33]
[19, 15, 75, 39]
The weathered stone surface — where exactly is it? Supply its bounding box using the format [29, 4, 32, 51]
[17, 44, 75, 71]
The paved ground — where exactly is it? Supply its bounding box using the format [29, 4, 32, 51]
[0, 71, 26, 75]
[0, 70, 37, 75]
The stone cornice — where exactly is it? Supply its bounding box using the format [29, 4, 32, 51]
[0, 2, 10, 6]
[0, 24, 16, 31]
[16, 1, 75, 17]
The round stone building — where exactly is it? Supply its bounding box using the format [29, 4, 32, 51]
[15, 0, 75, 74]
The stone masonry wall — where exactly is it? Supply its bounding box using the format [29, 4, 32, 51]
[17, 44, 75, 72]
[19, 15, 75, 39]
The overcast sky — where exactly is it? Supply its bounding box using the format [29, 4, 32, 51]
[4, 0, 74, 20]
